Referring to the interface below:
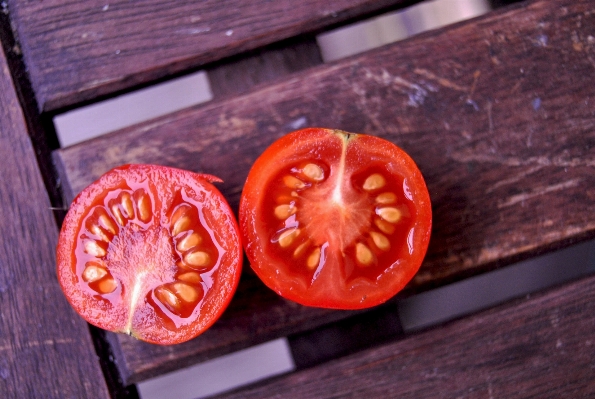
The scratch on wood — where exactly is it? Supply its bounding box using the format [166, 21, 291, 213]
[466, 70, 482, 110]
[175, 27, 211, 35]
[497, 178, 581, 208]
[363, 68, 430, 107]
[450, 150, 595, 169]
[0, 338, 75, 352]
[468, 70, 481, 98]
[539, 221, 595, 243]
[393, 76, 429, 107]
[486, 100, 494, 135]
[486, 165, 545, 193]
[217, 114, 256, 130]
[510, 79, 523, 94]
[413, 68, 468, 92]
[79, 77, 119, 92]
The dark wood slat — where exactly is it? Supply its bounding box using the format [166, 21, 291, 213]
[218, 273, 595, 398]
[207, 38, 323, 100]
[0, 45, 110, 398]
[8, 0, 412, 111]
[53, 0, 595, 384]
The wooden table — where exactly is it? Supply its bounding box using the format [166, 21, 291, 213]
[1, 0, 594, 397]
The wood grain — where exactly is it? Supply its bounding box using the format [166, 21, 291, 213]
[217, 273, 595, 398]
[7, 0, 412, 111]
[54, 0, 595, 384]
[0, 44, 110, 398]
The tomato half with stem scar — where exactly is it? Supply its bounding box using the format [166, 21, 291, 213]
[239, 128, 432, 309]
[57, 164, 242, 345]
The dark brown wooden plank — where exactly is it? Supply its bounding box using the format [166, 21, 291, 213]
[207, 38, 323, 100]
[53, 0, 595, 384]
[7, 0, 412, 111]
[218, 273, 595, 398]
[0, 44, 110, 398]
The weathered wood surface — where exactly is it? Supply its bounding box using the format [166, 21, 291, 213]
[0, 44, 110, 398]
[54, 0, 595, 384]
[7, 0, 412, 112]
[218, 273, 595, 398]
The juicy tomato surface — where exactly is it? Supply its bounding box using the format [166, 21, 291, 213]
[239, 128, 432, 309]
[57, 164, 242, 345]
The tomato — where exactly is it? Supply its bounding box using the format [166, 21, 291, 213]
[239, 128, 431, 309]
[57, 164, 242, 345]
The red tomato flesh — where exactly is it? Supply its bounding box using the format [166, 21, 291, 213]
[57, 164, 242, 345]
[240, 128, 432, 309]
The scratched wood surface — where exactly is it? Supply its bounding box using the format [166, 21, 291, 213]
[53, 0, 595, 384]
[0, 43, 110, 398]
[218, 273, 595, 398]
[7, 0, 413, 112]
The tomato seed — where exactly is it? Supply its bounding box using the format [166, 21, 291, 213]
[278, 228, 300, 247]
[178, 271, 202, 284]
[84, 239, 107, 257]
[355, 243, 374, 266]
[177, 232, 202, 252]
[375, 192, 397, 204]
[121, 192, 135, 219]
[363, 173, 386, 191]
[302, 163, 324, 182]
[374, 217, 396, 235]
[173, 216, 192, 237]
[97, 277, 117, 294]
[155, 286, 180, 309]
[110, 203, 126, 226]
[377, 207, 401, 224]
[88, 223, 111, 242]
[306, 247, 321, 269]
[293, 241, 310, 258]
[136, 190, 152, 222]
[98, 212, 117, 235]
[172, 282, 199, 303]
[170, 204, 193, 236]
[370, 232, 390, 251]
[283, 175, 306, 189]
[184, 250, 210, 268]
[274, 204, 297, 219]
[82, 261, 108, 282]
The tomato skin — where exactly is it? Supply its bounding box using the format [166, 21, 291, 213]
[57, 164, 242, 345]
[239, 128, 431, 310]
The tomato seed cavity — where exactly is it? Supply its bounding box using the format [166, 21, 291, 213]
[77, 187, 216, 321]
[270, 165, 409, 277]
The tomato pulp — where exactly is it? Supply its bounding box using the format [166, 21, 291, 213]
[57, 164, 242, 345]
[240, 128, 432, 309]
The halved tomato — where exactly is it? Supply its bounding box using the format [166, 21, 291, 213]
[239, 128, 431, 309]
[57, 164, 242, 345]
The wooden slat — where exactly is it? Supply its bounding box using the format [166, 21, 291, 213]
[218, 273, 595, 398]
[53, 0, 595, 384]
[207, 38, 323, 100]
[8, 0, 411, 112]
[0, 44, 110, 398]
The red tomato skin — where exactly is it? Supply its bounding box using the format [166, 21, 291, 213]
[240, 128, 432, 310]
[57, 164, 242, 345]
